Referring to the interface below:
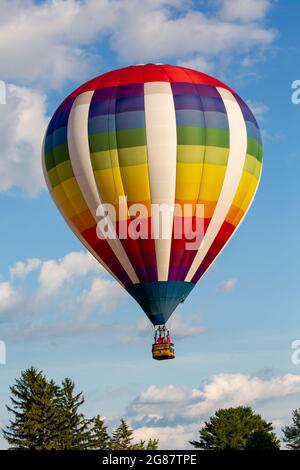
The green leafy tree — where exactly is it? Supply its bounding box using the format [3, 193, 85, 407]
[55, 378, 91, 450]
[88, 415, 111, 450]
[282, 409, 300, 449]
[245, 429, 280, 450]
[190, 406, 279, 450]
[3, 367, 61, 450]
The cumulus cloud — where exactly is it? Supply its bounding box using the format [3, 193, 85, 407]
[1, 320, 123, 342]
[0, 0, 276, 196]
[0, 84, 47, 196]
[217, 0, 271, 23]
[37, 251, 102, 297]
[126, 372, 300, 448]
[246, 99, 269, 119]
[10, 258, 42, 278]
[81, 277, 124, 315]
[120, 313, 204, 344]
[0, 251, 123, 322]
[218, 278, 238, 292]
[134, 424, 198, 450]
[110, 1, 275, 64]
[0, 0, 115, 88]
[0, 281, 20, 313]
[177, 56, 214, 74]
[0, 0, 275, 89]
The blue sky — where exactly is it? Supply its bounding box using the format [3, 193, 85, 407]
[0, 0, 300, 449]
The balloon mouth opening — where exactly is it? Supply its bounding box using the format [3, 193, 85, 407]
[126, 281, 195, 326]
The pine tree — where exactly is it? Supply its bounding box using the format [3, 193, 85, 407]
[282, 409, 300, 449]
[56, 378, 91, 450]
[110, 419, 159, 450]
[110, 419, 134, 450]
[3, 367, 61, 450]
[88, 415, 111, 449]
[131, 438, 159, 450]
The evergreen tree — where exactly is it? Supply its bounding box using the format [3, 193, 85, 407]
[88, 415, 111, 450]
[3, 367, 159, 451]
[282, 409, 300, 449]
[131, 438, 159, 450]
[190, 406, 279, 450]
[55, 378, 91, 450]
[110, 419, 134, 450]
[3, 367, 61, 450]
[111, 419, 159, 450]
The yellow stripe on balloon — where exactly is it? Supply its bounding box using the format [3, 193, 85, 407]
[119, 163, 151, 203]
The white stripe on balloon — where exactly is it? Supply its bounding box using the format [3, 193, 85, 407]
[185, 87, 248, 282]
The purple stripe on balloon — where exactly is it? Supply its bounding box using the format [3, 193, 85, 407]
[89, 95, 145, 117]
[168, 264, 192, 282]
[115, 271, 133, 288]
[92, 84, 144, 101]
[134, 265, 158, 283]
[173, 94, 226, 113]
[115, 95, 145, 113]
[47, 97, 75, 134]
[234, 94, 259, 127]
[171, 83, 221, 98]
[190, 266, 205, 284]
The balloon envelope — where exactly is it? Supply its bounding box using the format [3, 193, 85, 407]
[43, 64, 262, 326]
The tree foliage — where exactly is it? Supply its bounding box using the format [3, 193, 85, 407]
[282, 409, 300, 450]
[190, 406, 280, 450]
[2, 367, 159, 450]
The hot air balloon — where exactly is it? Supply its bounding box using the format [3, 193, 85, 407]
[42, 64, 262, 360]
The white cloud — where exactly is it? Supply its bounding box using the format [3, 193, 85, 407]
[81, 277, 124, 315]
[177, 56, 214, 73]
[0, 0, 275, 89]
[0, 84, 47, 195]
[10, 258, 42, 278]
[111, 4, 275, 64]
[1, 320, 122, 342]
[0, 0, 116, 88]
[129, 373, 300, 421]
[218, 278, 238, 292]
[166, 313, 205, 339]
[134, 424, 197, 450]
[126, 372, 300, 448]
[246, 99, 269, 119]
[0, 281, 19, 313]
[0, 0, 275, 196]
[37, 251, 101, 294]
[0, 251, 122, 320]
[121, 313, 204, 344]
[217, 0, 271, 23]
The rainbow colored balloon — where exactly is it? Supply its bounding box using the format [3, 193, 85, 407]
[43, 64, 262, 336]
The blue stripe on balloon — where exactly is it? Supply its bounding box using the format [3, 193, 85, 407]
[204, 110, 229, 129]
[116, 110, 146, 130]
[45, 126, 68, 152]
[175, 110, 229, 129]
[246, 121, 262, 143]
[88, 115, 115, 134]
[88, 111, 146, 135]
